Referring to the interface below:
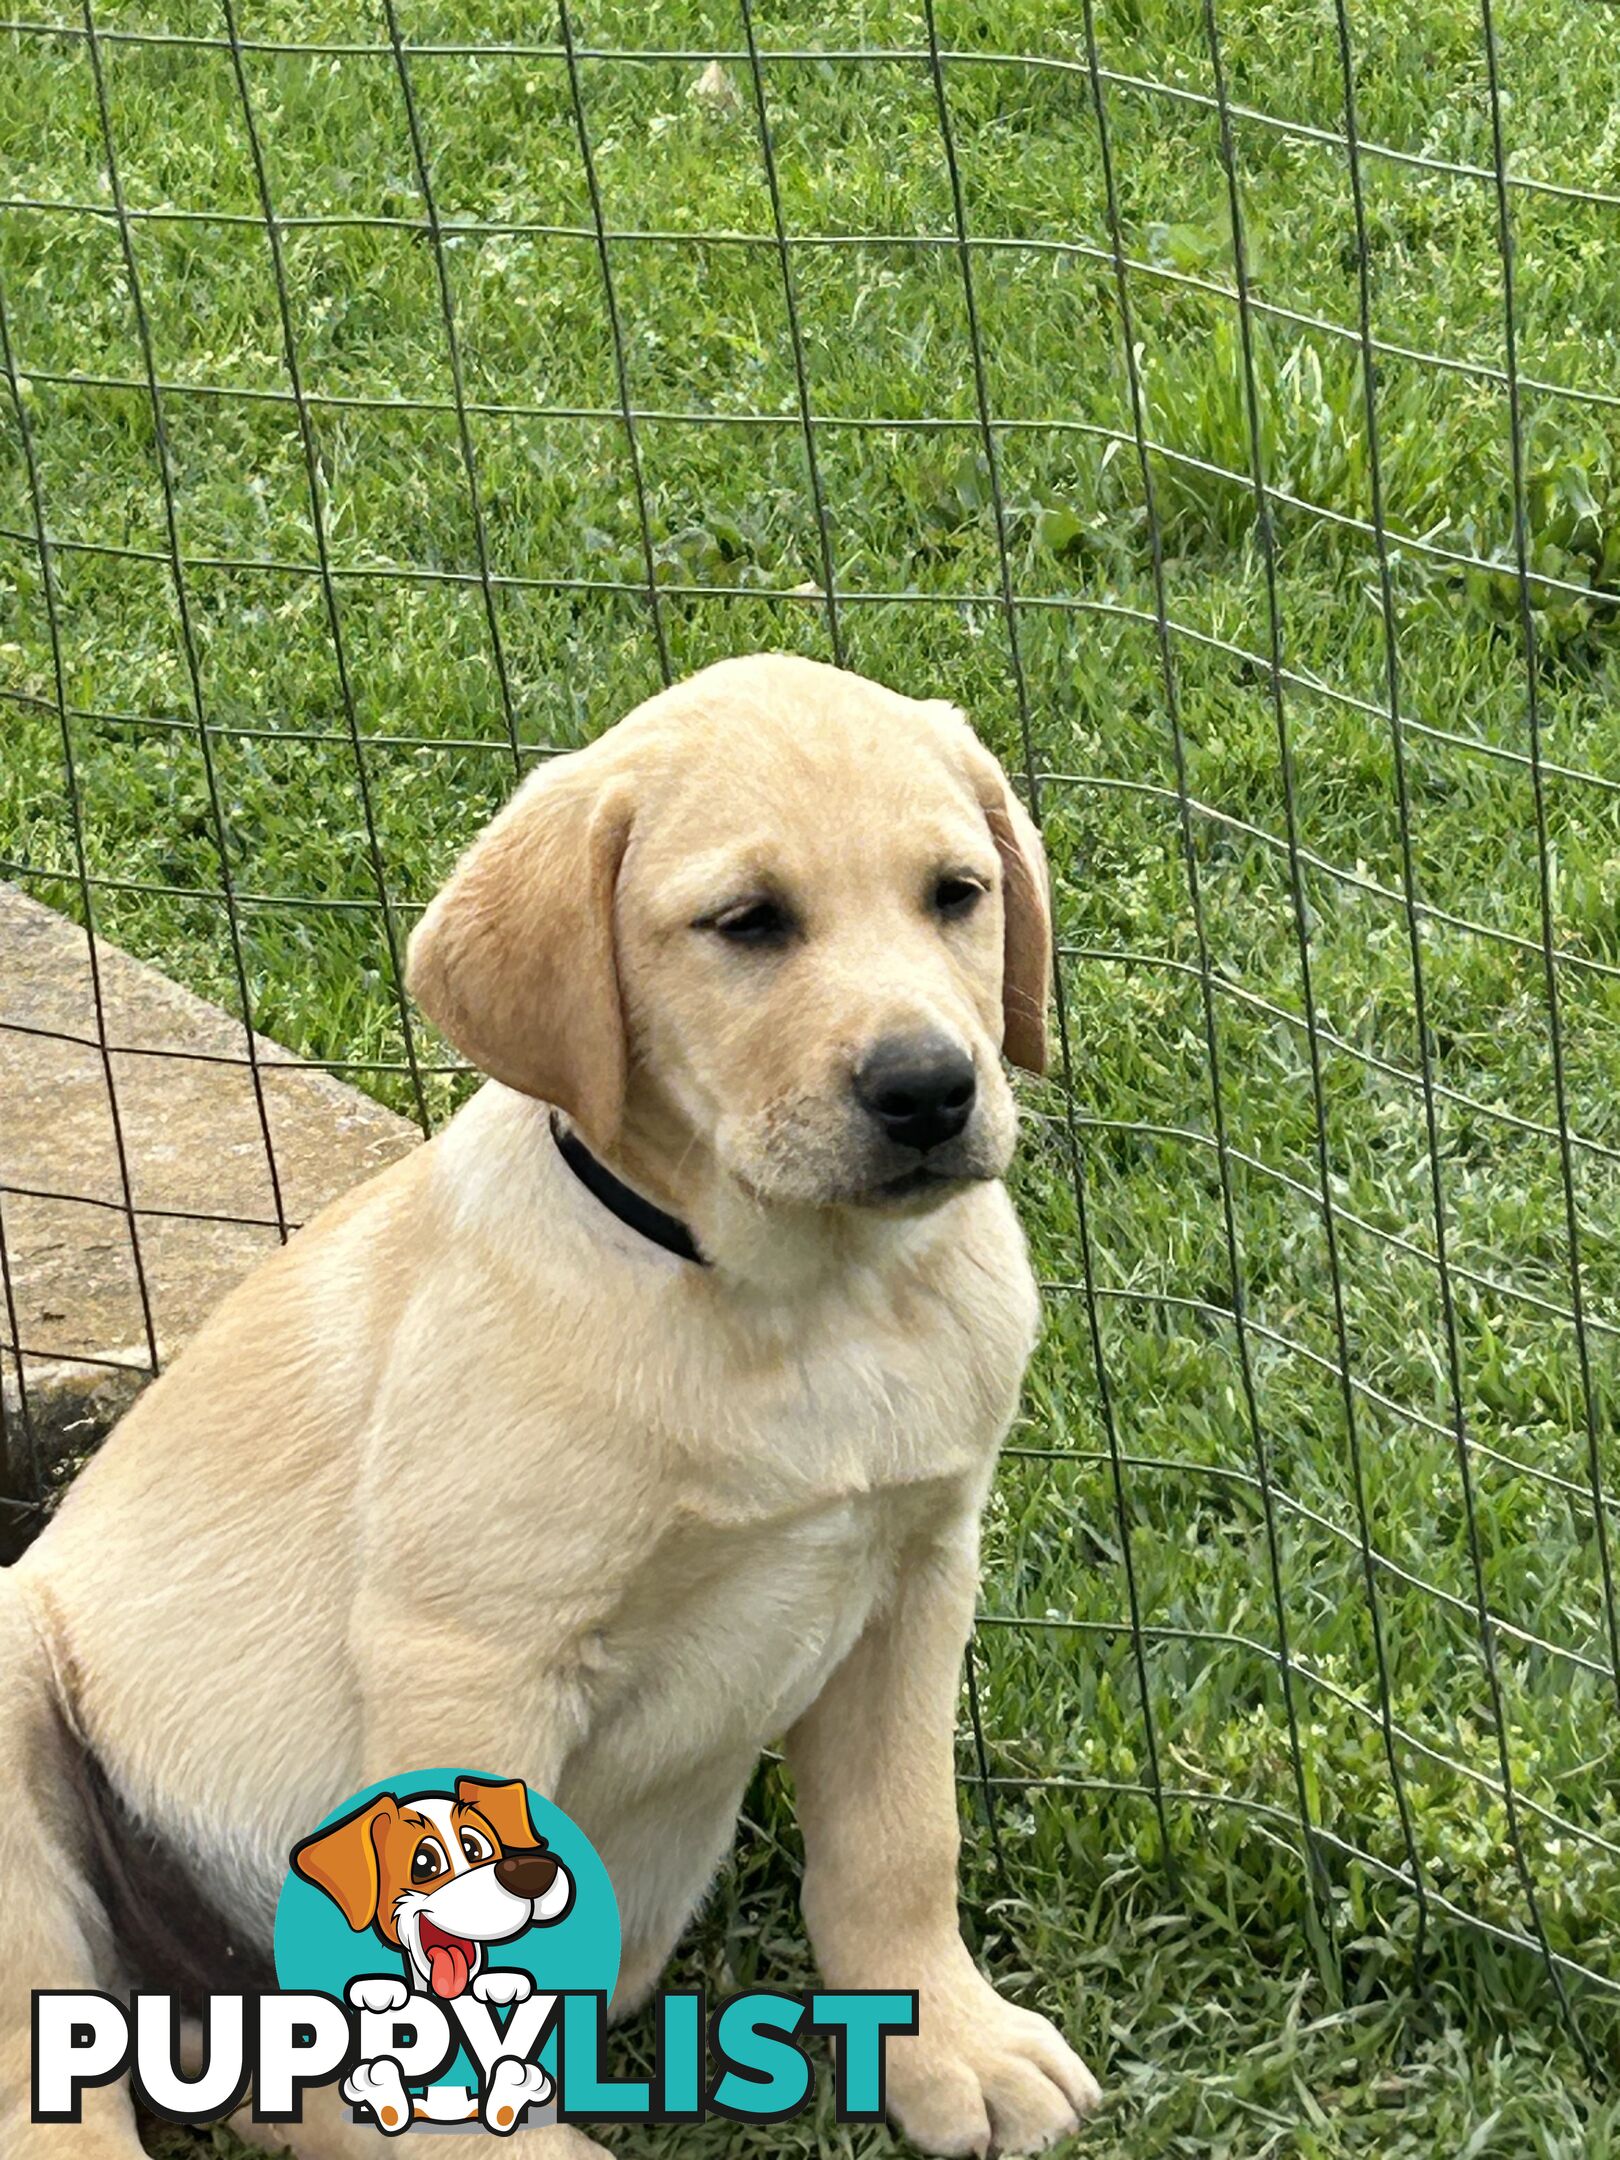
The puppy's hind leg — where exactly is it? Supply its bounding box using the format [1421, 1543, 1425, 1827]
[0, 1571, 145, 2158]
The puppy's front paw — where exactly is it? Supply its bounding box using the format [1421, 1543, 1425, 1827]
[473, 1967, 535, 2006]
[342, 2057, 414, 2135]
[347, 1974, 410, 2014]
[484, 2056, 552, 2132]
[885, 1970, 1100, 2157]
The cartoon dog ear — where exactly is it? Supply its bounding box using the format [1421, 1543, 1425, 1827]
[291, 1796, 398, 1931]
[456, 1776, 540, 1852]
[934, 709, 1053, 1076]
[407, 750, 634, 1153]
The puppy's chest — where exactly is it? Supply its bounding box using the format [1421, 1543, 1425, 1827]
[578, 1481, 932, 1787]
[573, 1325, 1009, 1780]
[667, 1279, 1024, 1522]
[543, 1234, 1034, 1800]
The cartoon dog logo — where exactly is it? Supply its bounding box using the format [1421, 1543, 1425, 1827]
[292, 1776, 574, 2132]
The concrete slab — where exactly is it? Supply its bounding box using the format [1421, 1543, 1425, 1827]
[0, 883, 420, 1521]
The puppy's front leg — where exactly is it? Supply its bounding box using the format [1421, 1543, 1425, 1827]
[786, 1504, 1101, 2157]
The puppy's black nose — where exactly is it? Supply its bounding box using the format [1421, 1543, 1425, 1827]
[854, 1033, 977, 1152]
[495, 1848, 559, 1900]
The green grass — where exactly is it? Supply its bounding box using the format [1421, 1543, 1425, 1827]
[6, 0, 1620, 2150]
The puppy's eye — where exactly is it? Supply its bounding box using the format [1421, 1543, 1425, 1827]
[410, 1838, 448, 1883]
[933, 875, 986, 919]
[459, 1829, 493, 1864]
[705, 898, 795, 946]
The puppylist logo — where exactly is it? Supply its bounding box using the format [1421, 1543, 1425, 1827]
[279, 1771, 591, 2132]
[32, 1768, 917, 2136]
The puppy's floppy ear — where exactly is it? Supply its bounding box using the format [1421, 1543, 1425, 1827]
[291, 1795, 397, 1931]
[457, 1775, 541, 1852]
[937, 711, 1052, 1075]
[407, 752, 633, 1150]
[986, 776, 1053, 1074]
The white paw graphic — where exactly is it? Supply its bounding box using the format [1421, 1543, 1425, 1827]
[343, 2057, 412, 2135]
[482, 2056, 551, 2133]
[346, 1975, 410, 2014]
[472, 1968, 534, 2007]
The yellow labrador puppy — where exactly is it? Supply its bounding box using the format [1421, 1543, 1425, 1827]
[0, 655, 1100, 2157]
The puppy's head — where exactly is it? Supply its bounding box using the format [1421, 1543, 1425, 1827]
[408, 654, 1050, 1213]
[291, 1777, 572, 1997]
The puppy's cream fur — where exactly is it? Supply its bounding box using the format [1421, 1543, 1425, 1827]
[0, 655, 1100, 2158]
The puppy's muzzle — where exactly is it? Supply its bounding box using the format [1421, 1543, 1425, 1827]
[853, 1031, 977, 1154]
[495, 1847, 561, 1900]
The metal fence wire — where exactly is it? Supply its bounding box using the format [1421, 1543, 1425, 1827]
[3, 0, 1620, 2081]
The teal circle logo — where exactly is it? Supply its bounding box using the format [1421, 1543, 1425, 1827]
[274, 1768, 618, 2133]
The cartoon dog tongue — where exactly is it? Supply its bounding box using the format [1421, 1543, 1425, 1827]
[426, 1936, 472, 1998]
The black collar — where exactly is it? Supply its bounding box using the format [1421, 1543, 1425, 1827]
[550, 1113, 707, 1267]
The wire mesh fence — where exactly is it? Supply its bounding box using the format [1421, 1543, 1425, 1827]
[3, 0, 1619, 2089]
